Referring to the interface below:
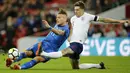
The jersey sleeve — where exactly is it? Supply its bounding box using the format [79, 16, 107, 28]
[88, 13, 99, 21]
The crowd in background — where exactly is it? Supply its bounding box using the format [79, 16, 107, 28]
[88, 24, 130, 38]
[0, 0, 130, 52]
[71, 0, 130, 14]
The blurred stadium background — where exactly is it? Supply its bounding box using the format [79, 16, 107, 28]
[0, 0, 130, 53]
[0, 0, 130, 73]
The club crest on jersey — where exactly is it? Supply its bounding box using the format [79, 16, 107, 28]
[81, 17, 84, 21]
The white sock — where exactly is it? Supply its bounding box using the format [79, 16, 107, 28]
[40, 51, 62, 59]
[79, 63, 101, 69]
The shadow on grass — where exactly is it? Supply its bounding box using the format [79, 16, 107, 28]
[0, 68, 73, 71]
[0, 67, 108, 71]
[29, 68, 74, 71]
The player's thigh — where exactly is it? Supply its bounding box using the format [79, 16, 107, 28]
[26, 43, 40, 56]
[61, 48, 74, 56]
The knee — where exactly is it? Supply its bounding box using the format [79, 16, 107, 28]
[33, 56, 45, 62]
[62, 48, 74, 56]
[25, 51, 33, 56]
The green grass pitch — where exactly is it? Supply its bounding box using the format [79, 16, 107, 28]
[0, 54, 130, 73]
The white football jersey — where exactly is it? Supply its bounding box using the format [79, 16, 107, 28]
[70, 12, 98, 43]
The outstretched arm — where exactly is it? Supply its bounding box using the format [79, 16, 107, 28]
[42, 20, 65, 35]
[98, 17, 130, 24]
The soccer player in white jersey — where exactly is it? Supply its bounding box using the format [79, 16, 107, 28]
[40, 1, 130, 69]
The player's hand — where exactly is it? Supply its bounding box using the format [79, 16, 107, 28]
[119, 20, 130, 24]
[42, 20, 51, 29]
[119, 20, 126, 24]
[125, 20, 130, 24]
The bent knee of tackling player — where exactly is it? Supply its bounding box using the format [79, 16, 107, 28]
[61, 48, 74, 56]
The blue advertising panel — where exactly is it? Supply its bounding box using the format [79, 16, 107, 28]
[82, 38, 130, 56]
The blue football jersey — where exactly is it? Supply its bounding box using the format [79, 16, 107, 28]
[42, 24, 70, 51]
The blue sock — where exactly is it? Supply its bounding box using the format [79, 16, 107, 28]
[20, 59, 37, 69]
[14, 52, 27, 62]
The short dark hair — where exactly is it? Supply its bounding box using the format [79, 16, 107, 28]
[74, 1, 85, 10]
[58, 8, 67, 16]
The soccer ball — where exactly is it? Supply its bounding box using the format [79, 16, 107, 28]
[8, 48, 20, 60]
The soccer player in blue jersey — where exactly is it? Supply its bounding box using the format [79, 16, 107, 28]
[6, 9, 70, 70]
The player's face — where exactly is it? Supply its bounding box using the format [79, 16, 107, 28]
[74, 6, 84, 17]
[56, 14, 67, 25]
